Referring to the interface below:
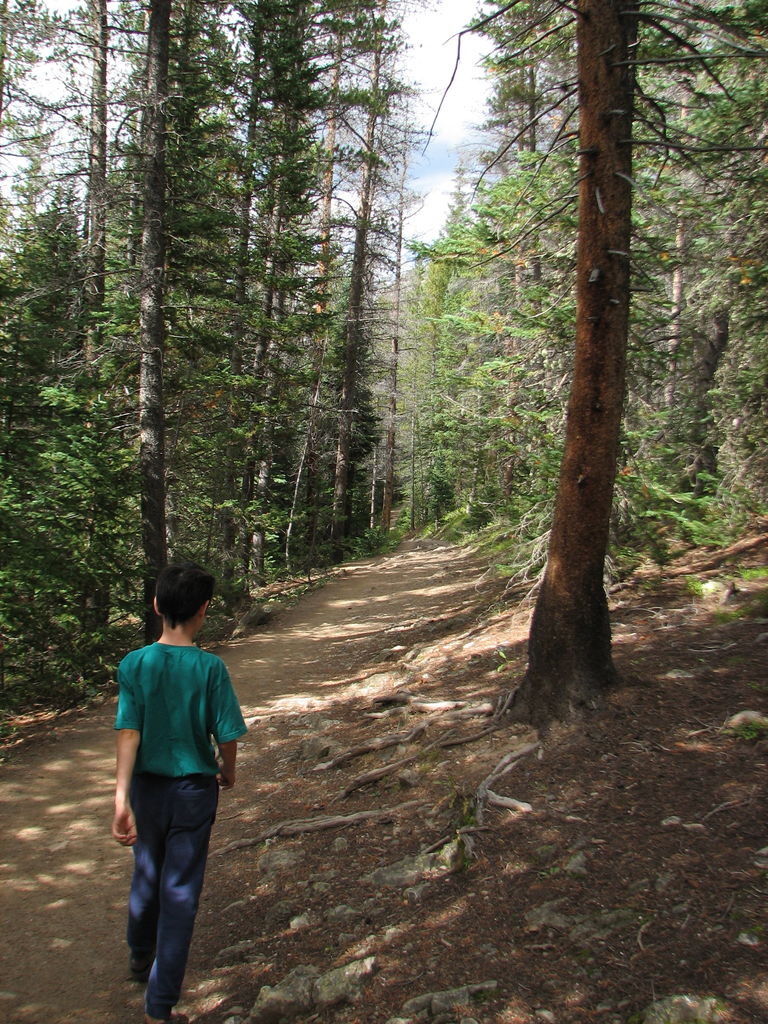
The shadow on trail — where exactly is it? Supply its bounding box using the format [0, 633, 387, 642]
[223, 540, 496, 717]
[0, 538, 496, 1024]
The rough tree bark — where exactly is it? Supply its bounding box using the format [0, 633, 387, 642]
[301, 33, 341, 567]
[382, 163, 406, 533]
[687, 309, 729, 494]
[138, 0, 171, 641]
[514, 0, 638, 729]
[330, 30, 383, 559]
[84, 0, 108, 321]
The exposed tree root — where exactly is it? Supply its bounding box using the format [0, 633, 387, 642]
[340, 743, 446, 799]
[437, 722, 500, 748]
[370, 692, 479, 714]
[419, 825, 491, 857]
[436, 702, 495, 723]
[474, 740, 541, 825]
[321, 700, 496, 781]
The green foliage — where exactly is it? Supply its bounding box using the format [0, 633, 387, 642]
[1, 0, 768, 722]
[0, 384, 137, 710]
[0, 191, 138, 711]
[714, 588, 768, 624]
[611, 418, 758, 573]
[739, 567, 768, 582]
[445, 782, 478, 831]
[684, 577, 705, 598]
[728, 719, 768, 743]
[399, 0, 768, 593]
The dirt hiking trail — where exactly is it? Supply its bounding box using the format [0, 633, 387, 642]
[0, 539, 495, 1024]
[1, 534, 767, 1024]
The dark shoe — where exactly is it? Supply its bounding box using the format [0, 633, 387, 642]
[130, 951, 154, 982]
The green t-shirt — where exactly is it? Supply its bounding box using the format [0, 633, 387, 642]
[115, 642, 247, 777]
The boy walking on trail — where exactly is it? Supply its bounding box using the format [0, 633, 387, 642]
[112, 563, 247, 1024]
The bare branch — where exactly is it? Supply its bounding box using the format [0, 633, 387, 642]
[631, 12, 734, 97]
[213, 800, 426, 856]
[478, 88, 577, 183]
[493, 16, 577, 64]
[313, 723, 429, 771]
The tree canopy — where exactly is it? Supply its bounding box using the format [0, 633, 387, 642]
[0, 0, 766, 725]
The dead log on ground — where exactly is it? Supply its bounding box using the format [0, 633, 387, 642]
[213, 799, 425, 855]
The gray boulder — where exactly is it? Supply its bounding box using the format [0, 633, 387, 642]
[365, 837, 467, 888]
[248, 964, 319, 1023]
[313, 956, 377, 1010]
[641, 994, 728, 1023]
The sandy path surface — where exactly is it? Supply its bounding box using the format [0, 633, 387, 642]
[0, 540, 486, 1024]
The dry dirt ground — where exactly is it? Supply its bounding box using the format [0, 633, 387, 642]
[1, 534, 767, 1024]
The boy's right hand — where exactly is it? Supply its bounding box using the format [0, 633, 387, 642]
[112, 803, 137, 846]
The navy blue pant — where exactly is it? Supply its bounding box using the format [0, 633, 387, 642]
[127, 773, 219, 1019]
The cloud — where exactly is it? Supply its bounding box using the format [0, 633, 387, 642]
[401, 0, 490, 242]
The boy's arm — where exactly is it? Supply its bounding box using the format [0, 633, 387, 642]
[112, 728, 141, 845]
[217, 739, 239, 789]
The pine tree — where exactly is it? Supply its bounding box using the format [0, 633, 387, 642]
[138, 0, 171, 641]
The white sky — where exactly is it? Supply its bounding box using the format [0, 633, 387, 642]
[401, 0, 490, 244]
[41, 0, 491, 245]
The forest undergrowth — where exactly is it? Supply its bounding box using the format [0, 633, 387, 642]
[181, 530, 768, 1024]
[1, 530, 767, 1024]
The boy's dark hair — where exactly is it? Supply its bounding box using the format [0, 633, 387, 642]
[155, 563, 215, 627]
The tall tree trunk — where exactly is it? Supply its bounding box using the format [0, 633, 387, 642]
[222, 13, 264, 596]
[514, 0, 638, 730]
[84, 0, 109, 357]
[382, 164, 405, 532]
[665, 219, 686, 408]
[665, 101, 688, 409]
[241, 193, 280, 590]
[78, 0, 111, 633]
[369, 446, 378, 529]
[138, 0, 171, 641]
[0, 0, 10, 132]
[304, 37, 341, 564]
[687, 309, 729, 495]
[330, 40, 382, 559]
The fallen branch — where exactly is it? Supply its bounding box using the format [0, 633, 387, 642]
[213, 799, 425, 855]
[628, 525, 767, 582]
[313, 723, 429, 771]
[340, 747, 439, 798]
[340, 720, 505, 798]
[666, 530, 767, 575]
